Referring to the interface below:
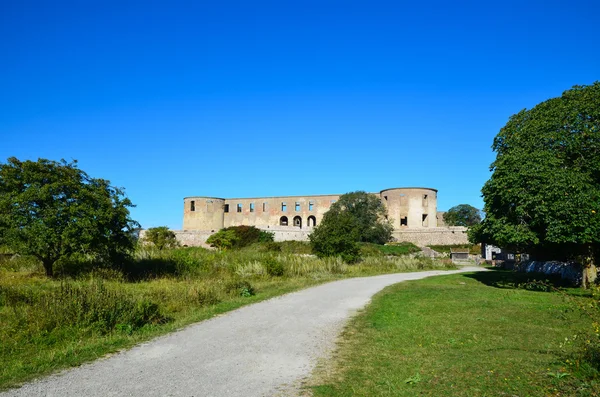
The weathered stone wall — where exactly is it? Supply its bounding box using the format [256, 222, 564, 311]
[139, 229, 215, 248]
[144, 226, 468, 248]
[392, 227, 468, 246]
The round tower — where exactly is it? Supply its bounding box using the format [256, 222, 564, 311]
[379, 187, 438, 229]
[183, 197, 225, 231]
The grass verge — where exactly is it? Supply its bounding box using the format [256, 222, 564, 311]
[307, 269, 599, 397]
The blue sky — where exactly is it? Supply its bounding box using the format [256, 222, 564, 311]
[1, 0, 598, 229]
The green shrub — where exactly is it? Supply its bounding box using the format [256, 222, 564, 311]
[258, 230, 275, 243]
[309, 211, 361, 263]
[225, 280, 256, 297]
[207, 226, 272, 250]
[206, 229, 239, 250]
[264, 257, 285, 277]
[142, 226, 179, 250]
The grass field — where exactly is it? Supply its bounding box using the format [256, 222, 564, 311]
[308, 270, 600, 397]
[0, 242, 452, 390]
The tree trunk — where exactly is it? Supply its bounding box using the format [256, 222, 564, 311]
[581, 245, 597, 289]
[42, 259, 54, 277]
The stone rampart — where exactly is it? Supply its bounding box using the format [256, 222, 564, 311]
[392, 227, 468, 246]
[142, 226, 468, 248]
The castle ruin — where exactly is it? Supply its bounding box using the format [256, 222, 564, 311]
[179, 187, 468, 247]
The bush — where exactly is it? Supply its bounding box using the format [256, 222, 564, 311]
[207, 226, 273, 250]
[225, 280, 256, 297]
[309, 211, 361, 263]
[206, 229, 240, 250]
[264, 257, 285, 277]
[143, 227, 179, 250]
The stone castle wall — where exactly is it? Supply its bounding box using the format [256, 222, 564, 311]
[147, 226, 468, 248]
[183, 187, 439, 233]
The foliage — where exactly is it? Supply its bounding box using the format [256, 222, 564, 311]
[443, 204, 482, 226]
[143, 226, 179, 250]
[206, 229, 239, 250]
[264, 257, 285, 277]
[206, 226, 274, 250]
[309, 210, 362, 263]
[469, 82, 600, 287]
[0, 157, 139, 277]
[310, 191, 393, 262]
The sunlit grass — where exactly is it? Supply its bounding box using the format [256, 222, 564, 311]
[307, 270, 599, 397]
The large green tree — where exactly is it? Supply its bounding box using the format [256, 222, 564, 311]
[469, 82, 600, 287]
[0, 157, 139, 277]
[443, 204, 482, 226]
[309, 191, 393, 261]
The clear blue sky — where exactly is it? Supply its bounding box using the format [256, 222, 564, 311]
[1, 0, 598, 229]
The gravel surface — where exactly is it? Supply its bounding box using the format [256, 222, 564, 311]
[3, 267, 486, 397]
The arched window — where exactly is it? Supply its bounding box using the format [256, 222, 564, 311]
[279, 216, 288, 226]
[293, 216, 302, 228]
[307, 215, 317, 227]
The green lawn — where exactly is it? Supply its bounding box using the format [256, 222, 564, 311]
[308, 270, 599, 397]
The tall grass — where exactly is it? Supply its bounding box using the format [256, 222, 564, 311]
[0, 242, 455, 389]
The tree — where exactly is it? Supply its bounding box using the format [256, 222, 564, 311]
[469, 82, 600, 287]
[0, 157, 139, 277]
[443, 204, 482, 226]
[309, 191, 393, 261]
[143, 226, 179, 250]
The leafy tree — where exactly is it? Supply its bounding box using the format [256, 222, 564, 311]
[309, 191, 393, 261]
[332, 191, 394, 244]
[443, 204, 482, 226]
[309, 210, 361, 263]
[143, 226, 179, 250]
[469, 82, 600, 287]
[0, 157, 139, 277]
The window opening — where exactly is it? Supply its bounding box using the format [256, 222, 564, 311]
[295, 202, 300, 211]
[309, 201, 314, 211]
[308, 215, 317, 227]
[224, 204, 229, 213]
[293, 216, 302, 228]
[422, 214, 428, 227]
[400, 216, 408, 226]
[250, 203, 255, 212]
[262, 202, 266, 212]
[237, 204, 242, 213]
[190, 200, 195, 211]
[280, 216, 288, 226]
[281, 202, 287, 211]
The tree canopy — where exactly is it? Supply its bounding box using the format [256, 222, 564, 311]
[0, 157, 139, 276]
[309, 191, 393, 261]
[469, 82, 600, 286]
[443, 204, 482, 226]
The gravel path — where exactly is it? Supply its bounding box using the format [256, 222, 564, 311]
[3, 267, 486, 397]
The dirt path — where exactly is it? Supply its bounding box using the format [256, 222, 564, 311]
[2, 267, 486, 397]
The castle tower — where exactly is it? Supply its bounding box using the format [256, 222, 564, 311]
[379, 187, 438, 229]
[183, 197, 225, 231]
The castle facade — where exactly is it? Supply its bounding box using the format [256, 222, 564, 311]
[183, 187, 442, 232]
